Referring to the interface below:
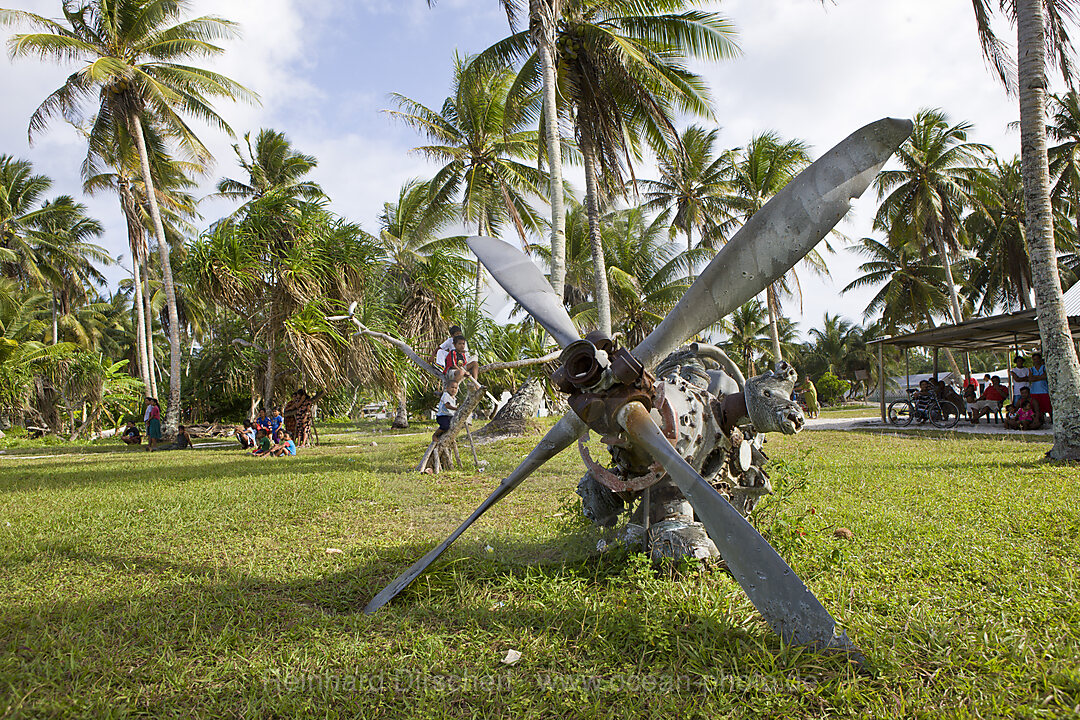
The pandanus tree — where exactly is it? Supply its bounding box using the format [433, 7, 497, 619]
[388, 53, 548, 304]
[2, 0, 258, 433]
[214, 128, 324, 408]
[482, 0, 738, 336]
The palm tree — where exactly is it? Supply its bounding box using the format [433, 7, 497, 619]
[725, 299, 771, 378]
[844, 231, 952, 334]
[969, 1, 1080, 459]
[483, 0, 738, 336]
[873, 109, 988, 332]
[0, 155, 69, 284]
[639, 124, 732, 256]
[389, 53, 547, 304]
[1049, 90, 1080, 239]
[3, 0, 258, 433]
[29, 196, 109, 345]
[377, 179, 471, 427]
[965, 157, 1035, 312]
[721, 131, 816, 362]
[598, 205, 702, 347]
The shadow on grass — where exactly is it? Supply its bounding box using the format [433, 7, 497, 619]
[0, 539, 814, 716]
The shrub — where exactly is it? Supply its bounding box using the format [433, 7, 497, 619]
[816, 371, 850, 406]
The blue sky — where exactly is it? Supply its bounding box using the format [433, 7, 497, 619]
[0, 0, 1051, 337]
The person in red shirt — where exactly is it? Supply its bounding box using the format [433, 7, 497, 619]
[969, 375, 1009, 423]
[443, 335, 478, 385]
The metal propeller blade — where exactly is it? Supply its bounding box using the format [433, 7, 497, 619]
[364, 412, 587, 614]
[467, 235, 581, 349]
[617, 401, 862, 658]
[634, 117, 913, 369]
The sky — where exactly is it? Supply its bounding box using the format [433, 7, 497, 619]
[0, 0, 1056, 338]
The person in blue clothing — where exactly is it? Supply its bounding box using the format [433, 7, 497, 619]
[271, 431, 297, 456]
[270, 407, 284, 442]
[255, 409, 271, 438]
[1028, 351, 1052, 420]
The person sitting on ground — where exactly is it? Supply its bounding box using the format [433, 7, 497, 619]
[121, 420, 142, 445]
[270, 407, 284, 442]
[1028, 351, 1052, 421]
[154, 424, 193, 451]
[146, 398, 163, 451]
[235, 420, 256, 449]
[1010, 355, 1030, 408]
[271, 431, 297, 457]
[255, 409, 272, 439]
[912, 380, 936, 422]
[251, 428, 272, 457]
[969, 375, 1009, 423]
[1005, 387, 1044, 430]
[433, 380, 459, 440]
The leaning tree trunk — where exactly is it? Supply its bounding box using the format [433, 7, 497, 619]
[765, 285, 783, 363]
[130, 111, 181, 434]
[1017, 0, 1080, 460]
[532, 0, 566, 300]
[474, 375, 545, 438]
[580, 134, 612, 336]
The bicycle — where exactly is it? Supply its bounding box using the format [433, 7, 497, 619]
[887, 389, 960, 429]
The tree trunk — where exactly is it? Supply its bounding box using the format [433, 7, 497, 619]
[51, 292, 58, 344]
[141, 244, 159, 398]
[475, 212, 486, 306]
[934, 233, 972, 378]
[532, 0, 566, 299]
[1017, 0, 1080, 460]
[391, 386, 409, 429]
[580, 134, 612, 336]
[474, 375, 544, 438]
[765, 285, 782, 363]
[122, 184, 152, 394]
[130, 110, 181, 434]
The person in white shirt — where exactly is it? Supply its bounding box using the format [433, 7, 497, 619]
[1009, 355, 1030, 407]
[434, 381, 459, 439]
[435, 325, 478, 382]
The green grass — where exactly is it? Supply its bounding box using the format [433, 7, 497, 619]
[1, 421, 1078, 718]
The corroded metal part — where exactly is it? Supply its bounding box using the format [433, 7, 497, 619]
[744, 361, 805, 435]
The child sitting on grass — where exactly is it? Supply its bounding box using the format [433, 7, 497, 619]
[251, 429, 272, 457]
[271, 431, 297, 457]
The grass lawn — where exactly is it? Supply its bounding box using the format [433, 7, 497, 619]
[1, 420, 1078, 718]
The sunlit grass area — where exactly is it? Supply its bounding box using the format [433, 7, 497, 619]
[1, 422, 1077, 718]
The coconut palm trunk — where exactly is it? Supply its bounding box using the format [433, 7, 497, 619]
[1017, 0, 1080, 460]
[581, 135, 612, 336]
[532, 0, 566, 298]
[141, 250, 159, 398]
[120, 181, 151, 393]
[129, 111, 182, 433]
[765, 285, 782, 362]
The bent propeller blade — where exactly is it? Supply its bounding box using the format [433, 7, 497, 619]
[618, 401, 863, 659]
[467, 236, 581, 349]
[364, 412, 587, 614]
[634, 117, 913, 369]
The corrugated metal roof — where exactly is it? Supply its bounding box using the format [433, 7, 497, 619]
[1063, 280, 1080, 318]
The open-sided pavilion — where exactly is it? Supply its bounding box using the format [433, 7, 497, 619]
[868, 283, 1080, 422]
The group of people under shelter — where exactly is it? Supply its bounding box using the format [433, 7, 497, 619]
[918, 350, 1052, 431]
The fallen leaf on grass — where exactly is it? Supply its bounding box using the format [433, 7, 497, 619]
[325, 547, 344, 555]
[501, 649, 521, 665]
[833, 528, 854, 540]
